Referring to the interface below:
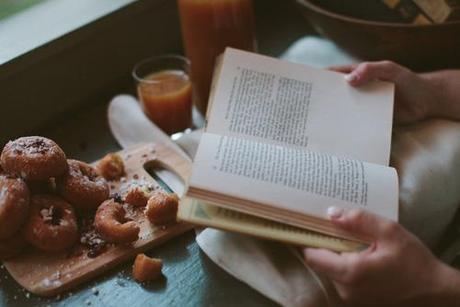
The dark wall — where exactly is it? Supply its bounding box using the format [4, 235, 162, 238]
[0, 0, 310, 144]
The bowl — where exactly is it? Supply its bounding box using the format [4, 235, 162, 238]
[296, 0, 460, 71]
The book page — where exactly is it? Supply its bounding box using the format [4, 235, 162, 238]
[189, 133, 398, 223]
[178, 198, 366, 252]
[206, 48, 395, 165]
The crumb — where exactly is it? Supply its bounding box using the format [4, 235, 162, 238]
[144, 191, 179, 225]
[85, 299, 91, 305]
[92, 287, 99, 296]
[97, 153, 125, 181]
[116, 278, 126, 287]
[80, 218, 107, 258]
[25, 292, 30, 298]
[132, 254, 163, 282]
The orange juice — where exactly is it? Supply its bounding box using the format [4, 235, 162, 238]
[137, 70, 192, 135]
[178, 0, 256, 115]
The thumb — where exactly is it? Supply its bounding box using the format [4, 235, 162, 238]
[344, 61, 404, 86]
[327, 207, 395, 239]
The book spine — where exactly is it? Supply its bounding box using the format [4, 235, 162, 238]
[382, 0, 433, 24]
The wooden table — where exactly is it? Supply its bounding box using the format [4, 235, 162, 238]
[0, 1, 312, 305]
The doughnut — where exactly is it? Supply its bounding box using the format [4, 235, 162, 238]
[0, 136, 68, 180]
[27, 178, 56, 194]
[0, 176, 30, 239]
[124, 186, 150, 207]
[97, 153, 125, 181]
[144, 191, 179, 225]
[57, 160, 110, 212]
[132, 254, 163, 282]
[22, 194, 78, 252]
[0, 234, 28, 260]
[94, 199, 139, 243]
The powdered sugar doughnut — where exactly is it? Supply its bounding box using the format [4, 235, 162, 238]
[0, 136, 68, 180]
[57, 160, 110, 212]
[94, 199, 139, 243]
[0, 176, 30, 239]
[0, 233, 28, 260]
[23, 194, 78, 252]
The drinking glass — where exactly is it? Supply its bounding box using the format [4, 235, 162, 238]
[132, 55, 193, 135]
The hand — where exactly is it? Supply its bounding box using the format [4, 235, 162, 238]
[303, 207, 460, 306]
[330, 61, 439, 125]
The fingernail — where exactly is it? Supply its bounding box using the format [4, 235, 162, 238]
[303, 248, 311, 260]
[327, 206, 343, 219]
[344, 73, 356, 82]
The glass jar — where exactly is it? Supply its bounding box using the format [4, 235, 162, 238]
[178, 0, 257, 115]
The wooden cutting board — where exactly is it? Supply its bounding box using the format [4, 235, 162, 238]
[3, 143, 192, 297]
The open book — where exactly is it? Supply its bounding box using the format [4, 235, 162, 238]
[178, 48, 398, 251]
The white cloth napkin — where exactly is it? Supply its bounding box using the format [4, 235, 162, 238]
[108, 37, 460, 306]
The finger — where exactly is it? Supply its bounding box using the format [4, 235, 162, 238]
[328, 64, 357, 74]
[327, 207, 395, 239]
[344, 61, 404, 86]
[303, 248, 347, 280]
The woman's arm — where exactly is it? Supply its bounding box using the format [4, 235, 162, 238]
[422, 70, 460, 121]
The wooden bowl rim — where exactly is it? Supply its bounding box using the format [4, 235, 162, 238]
[296, 0, 460, 28]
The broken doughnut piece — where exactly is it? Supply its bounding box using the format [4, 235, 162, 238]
[124, 186, 150, 207]
[132, 253, 163, 282]
[144, 190, 179, 225]
[97, 153, 125, 181]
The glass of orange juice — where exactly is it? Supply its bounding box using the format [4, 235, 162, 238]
[132, 55, 193, 135]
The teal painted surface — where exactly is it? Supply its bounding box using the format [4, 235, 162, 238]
[0, 0, 46, 20]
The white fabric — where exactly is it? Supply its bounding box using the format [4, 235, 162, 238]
[393, 120, 460, 247]
[108, 36, 460, 306]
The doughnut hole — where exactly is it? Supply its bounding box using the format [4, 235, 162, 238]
[144, 190, 179, 225]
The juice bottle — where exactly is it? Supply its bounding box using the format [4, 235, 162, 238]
[178, 0, 256, 115]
